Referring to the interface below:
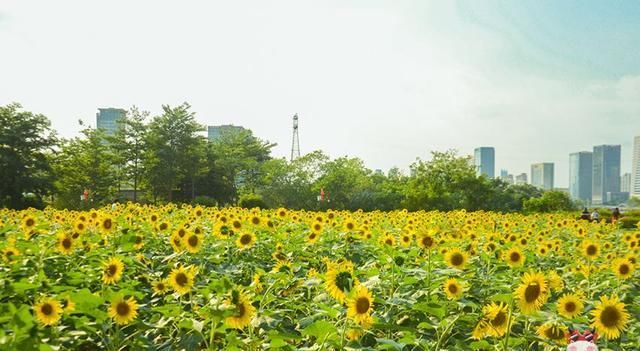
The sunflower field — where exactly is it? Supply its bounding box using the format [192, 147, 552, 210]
[0, 205, 638, 350]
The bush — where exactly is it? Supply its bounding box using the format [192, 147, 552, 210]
[194, 196, 217, 207]
[618, 216, 640, 229]
[239, 194, 268, 209]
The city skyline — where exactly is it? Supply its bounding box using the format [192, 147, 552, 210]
[1, 1, 639, 187]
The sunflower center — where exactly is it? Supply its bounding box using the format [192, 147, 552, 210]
[252, 217, 260, 225]
[116, 301, 130, 316]
[355, 297, 370, 314]
[159, 223, 168, 230]
[600, 306, 621, 327]
[335, 271, 353, 292]
[41, 303, 53, 316]
[26, 218, 35, 227]
[240, 234, 252, 245]
[157, 283, 165, 290]
[136, 236, 143, 244]
[491, 311, 506, 327]
[309, 233, 317, 240]
[103, 219, 112, 229]
[106, 264, 117, 277]
[233, 221, 242, 229]
[346, 223, 354, 230]
[510, 252, 521, 262]
[188, 235, 199, 247]
[524, 283, 541, 303]
[448, 283, 458, 294]
[619, 264, 630, 275]
[385, 239, 393, 245]
[545, 326, 564, 340]
[175, 272, 188, 286]
[586, 245, 597, 256]
[237, 302, 246, 317]
[564, 302, 576, 312]
[422, 236, 433, 247]
[62, 237, 72, 249]
[450, 253, 464, 266]
[314, 224, 321, 231]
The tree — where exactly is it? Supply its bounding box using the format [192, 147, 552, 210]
[315, 156, 372, 210]
[143, 103, 205, 202]
[52, 128, 118, 209]
[523, 190, 576, 213]
[0, 103, 57, 209]
[108, 106, 149, 201]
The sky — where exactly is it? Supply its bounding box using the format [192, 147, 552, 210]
[1, 0, 639, 187]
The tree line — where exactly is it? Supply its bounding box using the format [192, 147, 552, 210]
[0, 102, 576, 212]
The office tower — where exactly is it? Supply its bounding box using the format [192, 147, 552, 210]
[207, 125, 246, 141]
[633, 136, 640, 197]
[474, 147, 495, 178]
[500, 169, 508, 179]
[531, 163, 554, 190]
[621, 173, 632, 193]
[96, 108, 126, 136]
[592, 145, 621, 205]
[515, 173, 528, 185]
[569, 152, 593, 203]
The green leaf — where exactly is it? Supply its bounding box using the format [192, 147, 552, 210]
[301, 320, 337, 341]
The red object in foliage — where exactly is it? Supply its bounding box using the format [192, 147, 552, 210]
[83, 189, 90, 201]
[320, 188, 325, 201]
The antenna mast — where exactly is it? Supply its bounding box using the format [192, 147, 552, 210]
[291, 114, 300, 161]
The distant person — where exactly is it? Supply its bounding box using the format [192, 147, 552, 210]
[590, 209, 600, 222]
[612, 207, 620, 223]
[580, 208, 590, 221]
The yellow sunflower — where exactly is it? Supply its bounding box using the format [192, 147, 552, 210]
[102, 257, 124, 285]
[152, 279, 169, 295]
[546, 271, 564, 292]
[444, 248, 469, 270]
[590, 294, 629, 340]
[57, 232, 74, 255]
[168, 265, 196, 295]
[503, 247, 525, 267]
[557, 292, 584, 319]
[380, 233, 396, 247]
[99, 216, 115, 234]
[225, 290, 256, 329]
[2, 246, 20, 262]
[475, 302, 510, 339]
[236, 232, 256, 250]
[61, 295, 76, 313]
[306, 231, 320, 245]
[612, 258, 634, 279]
[325, 260, 358, 303]
[347, 285, 374, 327]
[582, 240, 600, 259]
[514, 271, 548, 314]
[108, 296, 139, 325]
[169, 232, 183, 252]
[34, 297, 62, 326]
[443, 278, 464, 300]
[183, 232, 204, 253]
[536, 322, 567, 345]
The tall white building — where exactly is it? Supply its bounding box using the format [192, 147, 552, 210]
[531, 163, 554, 190]
[632, 136, 640, 197]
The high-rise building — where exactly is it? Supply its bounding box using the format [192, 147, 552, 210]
[500, 169, 508, 179]
[515, 173, 528, 185]
[531, 163, 554, 190]
[474, 147, 495, 178]
[207, 125, 246, 141]
[569, 152, 592, 203]
[96, 108, 126, 136]
[632, 136, 640, 197]
[592, 145, 621, 205]
[621, 173, 632, 193]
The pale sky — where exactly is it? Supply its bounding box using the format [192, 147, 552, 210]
[1, 0, 639, 187]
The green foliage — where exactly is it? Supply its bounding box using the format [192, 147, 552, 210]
[238, 193, 267, 209]
[0, 103, 57, 209]
[522, 190, 577, 213]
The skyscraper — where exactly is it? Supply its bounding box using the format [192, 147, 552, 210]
[207, 125, 246, 141]
[569, 152, 592, 203]
[592, 145, 621, 205]
[96, 108, 126, 136]
[531, 163, 554, 190]
[632, 136, 640, 198]
[515, 173, 528, 185]
[621, 173, 632, 193]
[474, 147, 495, 178]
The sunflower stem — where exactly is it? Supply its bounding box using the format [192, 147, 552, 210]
[502, 298, 514, 351]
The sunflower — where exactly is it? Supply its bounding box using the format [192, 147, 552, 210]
[443, 278, 464, 300]
[306, 231, 320, 245]
[236, 232, 256, 250]
[183, 232, 204, 253]
[34, 297, 62, 326]
[169, 232, 183, 252]
[272, 260, 293, 274]
[546, 271, 564, 292]
[108, 296, 139, 325]
[612, 258, 634, 279]
[590, 294, 629, 340]
[22, 215, 37, 231]
[252, 273, 264, 293]
[400, 233, 412, 247]
[582, 240, 600, 259]
[310, 221, 323, 234]
[536, 322, 567, 345]
[61, 295, 76, 313]
[347, 285, 374, 327]
[444, 248, 469, 270]
[152, 279, 169, 295]
[557, 293, 584, 319]
[380, 233, 396, 247]
[503, 247, 525, 267]
[2, 246, 20, 262]
[514, 271, 548, 314]
[168, 265, 196, 295]
[74, 220, 87, 233]
[343, 219, 356, 232]
[57, 232, 74, 255]
[225, 290, 256, 329]
[134, 235, 144, 250]
[102, 257, 124, 285]
[325, 260, 358, 303]
[476, 302, 510, 338]
[99, 216, 115, 234]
